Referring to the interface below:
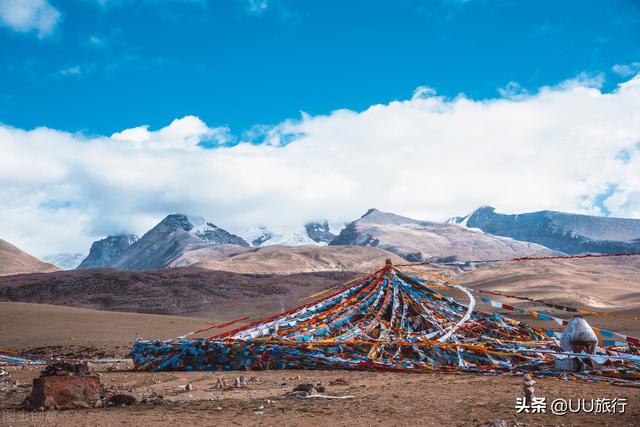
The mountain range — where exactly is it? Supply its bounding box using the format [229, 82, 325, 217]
[87, 214, 249, 270]
[3, 206, 640, 276]
[448, 206, 640, 255]
[330, 208, 557, 262]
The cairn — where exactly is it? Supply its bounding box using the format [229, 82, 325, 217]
[522, 373, 535, 405]
[233, 376, 248, 388]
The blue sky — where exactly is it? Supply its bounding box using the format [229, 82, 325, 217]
[1, 0, 639, 136]
[1, 0, 640, 257]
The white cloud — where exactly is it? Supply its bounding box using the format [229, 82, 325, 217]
[498, 81, 528, 99]
[245, 0, 269, 14]
[0, 0, 61, 38]
[2, 74, 640, 256]
[412, 86, 437, 100]
[613, 62, 640, 77]
[110, 116, 232, 149]
[58, 65, 82, 76]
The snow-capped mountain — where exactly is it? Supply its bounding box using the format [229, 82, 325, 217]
[42, 253, 86, 270]
[110, 214, 248, 270]
[329, 208, 558, 262]
[239, 226, 315, 247]
[78, 234, 139, 269]
[448, 206, 640, 255]
[238, 221, 339, 247]
[186, 216, 249, 247]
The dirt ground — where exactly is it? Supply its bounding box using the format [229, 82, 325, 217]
[2, 257, 640, 426]
[1, 364, 639, 427]
[456, 255, 640, 309]
[0, 301, 237, 358]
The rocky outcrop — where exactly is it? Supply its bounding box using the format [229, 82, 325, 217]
[305, 221, 336, 244]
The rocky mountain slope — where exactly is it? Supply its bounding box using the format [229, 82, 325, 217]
[330, 209, 558, 262]
[78, 234, 138, 269]
[0, 239, 59, 276]
[110, 214, 249, 270]
[304, 221, 337, 244]
[449, 206, 640, 255]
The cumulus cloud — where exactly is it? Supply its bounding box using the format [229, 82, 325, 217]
[2, 74, 640, 256]
[110, 115, 232, 149]
[0, 0, 61, 37]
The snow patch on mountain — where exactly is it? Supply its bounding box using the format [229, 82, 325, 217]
[238, 226, 318, 247]
[42, 253, 86, 270]
[237, 221, 343, 247]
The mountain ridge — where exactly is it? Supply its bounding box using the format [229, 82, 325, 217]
[449, 206, 640, 255]
[0, 239, 59, 276]
[329, 208, 559, 262]
[78, 234, 138, 269]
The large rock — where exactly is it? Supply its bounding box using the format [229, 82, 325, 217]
[29, 375, 101, 410]
[27, 362, 101, 410]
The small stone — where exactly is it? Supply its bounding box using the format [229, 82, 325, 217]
[106, 393, 138, 406]
[487, 419, 508, 427]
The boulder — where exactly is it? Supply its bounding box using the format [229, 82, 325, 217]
[29, 375, 101, 410]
